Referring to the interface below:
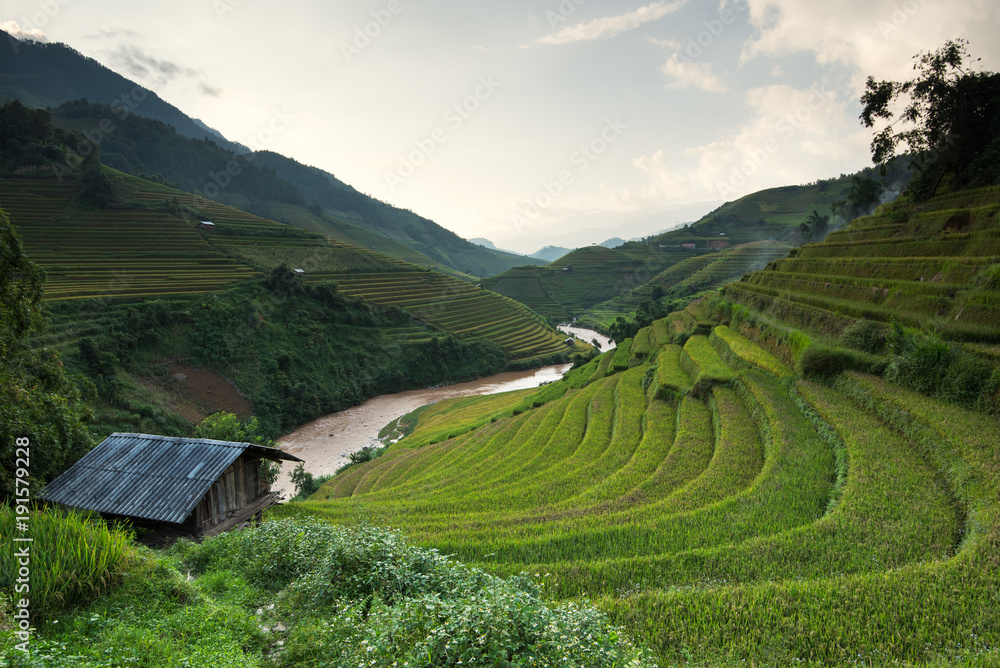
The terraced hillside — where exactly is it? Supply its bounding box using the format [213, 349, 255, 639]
[295, 316, 1000, 666]
[582, 240, 794, 329]
[302, 270, 583, 361]
[2, 174, 575, 363]
[0, 178, 259, 299]
[483, 244, 707, 320]
[725, 185, 1000, 343]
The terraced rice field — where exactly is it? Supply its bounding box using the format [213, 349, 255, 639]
[582, 241, 794, 329]
[4, 175, 575, 361]
[0, 178, 258, 299]
[484, 245, 705, 320]
[726, 186, 1000, 342]
[294, 314, 1000, 666]
[306, 271, 577, 361]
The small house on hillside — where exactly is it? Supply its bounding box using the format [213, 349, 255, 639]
[41, 433, 302, 537]
[199, 221, 215, 230]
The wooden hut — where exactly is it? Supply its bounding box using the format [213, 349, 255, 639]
[41, 433, 303, 537]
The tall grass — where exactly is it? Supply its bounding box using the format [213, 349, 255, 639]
[0, 507, 134, 620]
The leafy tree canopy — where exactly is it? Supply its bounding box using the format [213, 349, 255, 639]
[1, 209, 93, 498]
[861, 39, 1000, 200]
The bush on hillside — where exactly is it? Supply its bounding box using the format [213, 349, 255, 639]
[800, 344, 886, 379]
[841, 318, 889, 354]
[181, 518, 656, 667]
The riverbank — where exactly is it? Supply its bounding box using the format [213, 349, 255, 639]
[275, 327, 610, 495]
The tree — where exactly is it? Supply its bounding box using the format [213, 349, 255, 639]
[1, 210, 94, 498]
[860, 39, 1000, 200]
[799, 209, 830, 243]
[194, 412, 280, 485]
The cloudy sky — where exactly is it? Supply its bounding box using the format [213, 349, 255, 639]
[4, 0, 999, 253]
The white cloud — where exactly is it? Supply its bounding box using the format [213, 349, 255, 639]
[538, 0, 687, 45]
[1, 20, 48, 42]
[740, 0, 1000, 84]
[612, 81, 869, 209]
[661, 54, 727, 92]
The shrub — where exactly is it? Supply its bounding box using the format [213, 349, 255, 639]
[841, 318, 889, 354]
[800, 344, 887, 379]
[939, 353, 999, 410]
[885, 336, 954, 394]
[182, 518, 656, 666]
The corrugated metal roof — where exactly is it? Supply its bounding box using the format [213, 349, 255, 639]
[41, 433, 302, 524]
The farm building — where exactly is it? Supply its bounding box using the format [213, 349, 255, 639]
[40, 433, 302, 537]
[198, 221, 215, 230]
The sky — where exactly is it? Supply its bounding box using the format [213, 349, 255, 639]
[4, 0, 999, 254]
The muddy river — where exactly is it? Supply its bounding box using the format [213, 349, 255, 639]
[274, 326, 612, 495]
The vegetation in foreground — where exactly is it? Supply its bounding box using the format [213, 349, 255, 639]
[0, 512, 655, 668]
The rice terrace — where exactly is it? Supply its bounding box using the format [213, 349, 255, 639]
[2, 6, 1000, 668]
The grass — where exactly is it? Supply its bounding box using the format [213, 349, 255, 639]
[712, 325, 793, 376]
[0, 508, 135, 621]
[679, 335, 737, 393]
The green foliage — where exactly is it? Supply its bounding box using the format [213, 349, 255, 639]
[1, 210, 94, 496]
[75, 153, 117, 209]
[885, 333, 999, 411]
[194, 413, 275, 447]
[799, 209, 830, 242]
[840, 318, 889, 354]
[289, 463, 334, 501]
[0, 507, 134, 621]
[861, 39, 1000, 198]
[178, 518, 655, 667]
[799, 344, 886, 379]
[833, 174, 886, 220]
[0, 101, 68, 173]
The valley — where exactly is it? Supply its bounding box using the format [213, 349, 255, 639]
[1, 26, 999, 668]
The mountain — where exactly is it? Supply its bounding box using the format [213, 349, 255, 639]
[529, 245, 572, 262]
[0, 30, 244, 153]
[598, 237, 626, 248]
[0, 31, 542, 278]
[251, 151, 545, 276]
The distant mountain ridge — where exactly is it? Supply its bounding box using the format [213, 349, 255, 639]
[0, 30, 244, 153]
[0, 30, 541, 277]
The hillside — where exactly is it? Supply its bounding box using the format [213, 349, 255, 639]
[0, 168, 577, 364]
[294, 183, 1000, 666]
[646, 167, 901, 247]
[482, 244, 711, 321]
[725, 185, 1000, 344]
[252, 151, 546, 276]
[483, 167, 904, 324]
[0, 38, 541, 278]
[579, 240, 795, 330]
